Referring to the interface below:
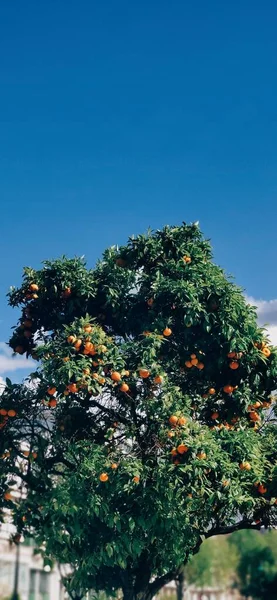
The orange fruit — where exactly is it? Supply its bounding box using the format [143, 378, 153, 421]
[147, 298, 154, 306]
[257, 484, 267, 494]
[191, 358, 198, 366]
[197, 452, 207, 460]
[185, 361, 192, 368]
[23, 330, 32, 339]
[0, 409, 7, 416]
[178, 416, 187, 426]
[99, 473, 109, 482]
[227, 351, 236, 358]
[249, 411, 260, 422]
[111, 463, 118, 470]
[163, 327, 172, 337]
[209, 388, 216, 395]
[83, 368, 90, 375]
[31, 293, 39, 299]
[68, 383, 78, 393]
[169, 415, 178, 426]
[211, 412, 219, 420]
[167, 431, 175, 438]
[4, 492, 12, 501]
[48, 399, 57, 408]
[74, 339, 82, 350]
[62, 287, 72, 298]
[67, 335, 76, 344]
[63, 357, 70, 362]
[133, 476, 140, 483]
[239, 461, 251, 471]
[262, 347, 271, 357]
[223, 385, 233, 394]
[177, 444, 189, 454]
[139, 369, 150, 379]
[197, 362, 204, 370]
[170, 449, 178, 456]
[111, 371, 121, 382]
[222, 480, 230, 487]
[120, 383, 129, 392]
[84, 342, 94, 353]
[124, 370, 130, 377]
[229, 361, 239, 370]
[14, 346, 24, 354]
[47, 387, 56, 396]
[23, 450, 30, 457]
[154, 375, 163, 384]
[115, 258, 127, 267]
[7, 410, 16, 418]
[190, 354, 196, 359]
[84, 325, 93, 333]
[29, 283, 39, 292]
[32, 452, 38, 459]
[183, 256, 191, 263]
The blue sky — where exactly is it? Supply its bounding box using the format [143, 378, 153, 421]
[1, 0, 277, 382]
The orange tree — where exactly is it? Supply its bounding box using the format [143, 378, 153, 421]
[0, 223, 277, 600]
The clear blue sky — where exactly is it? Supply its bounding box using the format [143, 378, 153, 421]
[1, 0, 277, 378]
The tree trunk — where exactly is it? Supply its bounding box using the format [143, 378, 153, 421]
[176, 566, 186, 600]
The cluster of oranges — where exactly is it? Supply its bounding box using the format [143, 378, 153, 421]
[0, 408, 17, 430]
[24, 282, 39, 301]
[254, 340, 271, 357]
[185, 353, 204, 370]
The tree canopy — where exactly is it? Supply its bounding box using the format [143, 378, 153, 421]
[0, 223, 277, 600]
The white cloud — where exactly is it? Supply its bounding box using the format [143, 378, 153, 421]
[0, 342, 34, 374]
[246, 296, 277, 345]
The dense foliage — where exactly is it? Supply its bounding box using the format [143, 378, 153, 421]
[0, 223, 277, 600]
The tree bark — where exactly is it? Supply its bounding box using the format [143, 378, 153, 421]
[176, 566, 186, 600]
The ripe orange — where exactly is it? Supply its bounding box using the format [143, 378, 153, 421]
[0, 409, 7, 416]
[29, 283, 39, 292]
[23, 330, 32, 339]
[23, 450, 30, 457]
[211, 412, 219, 420]
[223, 385, 233, 394]
[167, 431, 175, 438]
[111, 463, 118, 470]
[84, 342, 93, 353]
[48, 399, 57, 408]
[262, 347, 271, 357]
[67, 335, 76, 344]
[227, 351, 236, 358]
[99, 473, 109, 482]
[47, 387, 56, 396]
[239, 461, 251, 471]
[178, 416, 187, 426]
[229, 361, 239, 370]
[111, 371, 121, 382]
[253, 401, 262, 409]
[31, 293, 39, 299]
[139, 369, 150, 379]
[63, 357, 70, 362]
[147, 298, 154, 307]
[120, 383, 129, 392]
[209, 388, 216, 395]
[171, 448, 178, 456]
[4, 492, 12, 501]
[83, 368, 90, 375]
[257, 484, 267, 494]
[133, 476, 140, 483]
[32, 452, 38, 459]
[190, 354, 196, 359]
[169, 415, 178, 426]
[154, 375, 163, 384]
[185, 361, 192, 368]
[197, 452, 207, 460]
[74, 339, 82, 350]
[124, 370, 130, 377]
[222, 480, 230, 487]
[177, 444, 189, 454]
[14, 346, 24, 354]
[249, 411, 260, 422]
[68, 383, 78, 393]
[183, 256, 191, 263]
[163, 327, 172, 337]
[197, 362, 204, 370]
[84, 325, 93, 333]
[7, 410, 16, 418]
[62, 287, 72, 298]
[191, 358, 198, 366]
